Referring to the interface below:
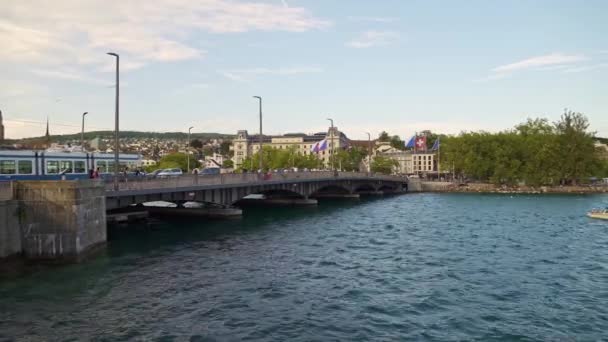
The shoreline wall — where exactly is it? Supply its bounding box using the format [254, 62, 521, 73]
[419, 181, 608, 194]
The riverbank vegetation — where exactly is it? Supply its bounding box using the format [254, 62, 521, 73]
[441, 110, 608, 186]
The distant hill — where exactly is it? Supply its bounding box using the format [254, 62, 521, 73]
[11, 130, 235, 143]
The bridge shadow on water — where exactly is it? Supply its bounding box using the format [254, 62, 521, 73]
[106, 196, 387, 258]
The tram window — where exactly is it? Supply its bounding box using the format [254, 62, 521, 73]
[107, 161, 115, 172]
[18, 160, 33, 174]
[74, 161, 86, 173]
[95, 161, 107, 173]
[47, 161, 59, 174]
[60, 161, 73, 173]
[0, 160, 16, 174]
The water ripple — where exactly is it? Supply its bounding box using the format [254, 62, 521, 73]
[1, 193, 608, 340]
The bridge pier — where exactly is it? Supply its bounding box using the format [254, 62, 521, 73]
[14, 180, 107, 261]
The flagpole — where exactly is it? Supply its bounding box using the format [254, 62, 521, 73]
[437, 136, 441, 180]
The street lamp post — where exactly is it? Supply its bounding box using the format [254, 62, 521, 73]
[187, 126, 194, 173]
[107, 52, 119, 191]
[365, 132, 371, 173]
[253, 96, 263, 172]
[81, 112, 88, 151]
[326, 118, 334, 172]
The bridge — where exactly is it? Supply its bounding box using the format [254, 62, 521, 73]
[105, 171, 410, 210]
[0, 172, 414, 261]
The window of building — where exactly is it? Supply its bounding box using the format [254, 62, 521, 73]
[18, 160, 33, 174]
[46, 160, 59, 174]
[60, 161, 73, 173]
[74, 161, 86, 173]
[0, 160, 16, 174]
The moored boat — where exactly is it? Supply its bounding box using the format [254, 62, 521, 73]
[587, 208, 608, 220]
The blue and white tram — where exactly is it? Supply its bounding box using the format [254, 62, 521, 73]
[0, 150, 142, 181]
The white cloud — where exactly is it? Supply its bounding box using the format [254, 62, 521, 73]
[562, 63, 608, 73]
[346, 30, 399, 48]
[220, 66, 323, 82]
[493, 53, 587, 74]
[0, 0, 329, 74]
[480, 53, 588, 81]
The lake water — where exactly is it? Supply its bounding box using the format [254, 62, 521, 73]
[1, 194, 608, 341]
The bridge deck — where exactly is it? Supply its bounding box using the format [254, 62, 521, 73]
[106, 171, 407, 196]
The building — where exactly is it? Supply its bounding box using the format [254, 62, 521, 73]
[203, 153, 224, 169]
[141, 159, 157, 167]
[231, 127, 349, 169]
[380, 150, 437, 174]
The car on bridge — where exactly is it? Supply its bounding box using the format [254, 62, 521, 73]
[157, 168, 183, 178]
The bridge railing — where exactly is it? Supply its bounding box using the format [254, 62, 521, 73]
[105, 171, 407, 192]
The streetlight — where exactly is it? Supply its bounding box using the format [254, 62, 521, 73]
[326, 118, 334, 172]
[107, 52, 119, 191]
[81, 112, 88, 151]
[365, 132, 371, 173]
[187, 126, 194, 173]
[253, 96, 263, 172]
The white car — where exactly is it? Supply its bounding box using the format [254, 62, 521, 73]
[157, 168, 183, 178]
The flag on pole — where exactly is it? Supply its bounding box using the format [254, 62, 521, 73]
[415, 136, 427, 151]
[431, 137, 440, 151]
[311, 139, 328, 153]
[405, 136, 416, 149]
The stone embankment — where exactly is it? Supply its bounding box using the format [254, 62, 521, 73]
[419, 181, 608, 194]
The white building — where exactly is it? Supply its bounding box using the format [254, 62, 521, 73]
[231, 127, 349, 169]
[141, 159, 157, 167]
[204, 153, 224, 169]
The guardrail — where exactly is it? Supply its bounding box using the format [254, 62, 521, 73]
[105, 171, 408, 192]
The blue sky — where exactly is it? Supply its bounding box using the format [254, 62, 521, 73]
[1, 0, 607, 139]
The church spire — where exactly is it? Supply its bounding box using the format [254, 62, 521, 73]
[45, 116, 50, 146]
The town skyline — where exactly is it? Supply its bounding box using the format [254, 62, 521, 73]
[2, 0, 607, 139]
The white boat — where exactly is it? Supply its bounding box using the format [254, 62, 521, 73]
[587, 208, 608, 220]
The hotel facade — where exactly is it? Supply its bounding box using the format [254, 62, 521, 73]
[231, 127, 349, 169]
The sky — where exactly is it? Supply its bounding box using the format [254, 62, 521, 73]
[1, 0, 607, 140]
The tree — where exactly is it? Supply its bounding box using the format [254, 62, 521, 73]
[390, 135, 404, 150]
[439, 111, 604, 186]
[220, 141, 232, 156]
[335, 147, 367, 171]
[553, 110, 598, 184]
[223, 159, 234, 169]
[371, 156, 398, 174]
[190, 139, 203, 149]
[157, 152, 200, 171]
[378, 131, 390, 142]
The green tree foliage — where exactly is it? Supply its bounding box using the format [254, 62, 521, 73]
[190, 139, 203, 149]
[222, 159, 234, 169]
[238, 146, 324, 172]
[153, 152, 200, 171]
[371, 156, 398, 174]
[390, 135, 404, 150]
[378, 131, 390, 142]
[441, 111, 603, 185]
[220, 141, 233, 156]
[335, 147, 368, 171]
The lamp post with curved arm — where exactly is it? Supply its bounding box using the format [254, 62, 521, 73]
[81, 112, 88, 151]
[253, 96, 263, 172]
[327, 118, 334, 172]
[107, 52, 119, 191]
[187, 126, 194, 173]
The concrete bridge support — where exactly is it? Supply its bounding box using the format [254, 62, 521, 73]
[14, 181, 107, 260]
